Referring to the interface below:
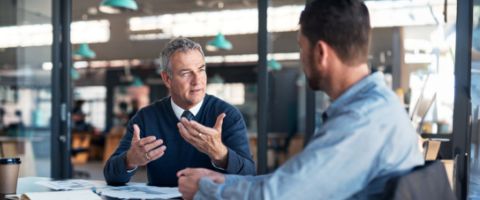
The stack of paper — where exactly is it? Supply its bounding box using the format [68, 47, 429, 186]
[35, 179, 105, 191]
[33, 179, 181, 199]
[21, 190, 101, 200]
[93, 184, 181, 199]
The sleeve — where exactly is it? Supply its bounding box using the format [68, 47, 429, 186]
[194, 175, 268, 200]
[195, 111, 387, 199]
[103, 115, 143, 186]
[219, 106, 256, 175]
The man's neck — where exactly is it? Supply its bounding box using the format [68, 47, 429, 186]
[325, 63, 370, 101]
[171, 96, 204, 111]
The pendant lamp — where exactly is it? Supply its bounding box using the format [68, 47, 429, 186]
[130, 76, 144, 87]
[206, 33, 233, 51]
[267, 59, 282, 71]
[99, 0, 138, 14]
[74, 43, 96, 59]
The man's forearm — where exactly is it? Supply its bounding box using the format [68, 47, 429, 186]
[195, 175, 264, 199]
[104, 152, 133, 185]
[219, 147, 256, 175]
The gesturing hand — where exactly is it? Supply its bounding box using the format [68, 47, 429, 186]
[125, 124, 167, 169]
[177, 113, 228, 167]
[177, 168, 225, 200]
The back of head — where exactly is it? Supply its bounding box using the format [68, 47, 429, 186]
[299, 0, 371, 66]
[160, 37, 204, 76]
[73, 100, 85, 113]
[119, 101, 128, 112]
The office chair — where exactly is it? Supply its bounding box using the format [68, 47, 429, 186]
[383, 160, 456, 200]
[71, 132, 92, 179]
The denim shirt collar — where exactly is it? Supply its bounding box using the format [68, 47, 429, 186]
[323, 72, 385, 121]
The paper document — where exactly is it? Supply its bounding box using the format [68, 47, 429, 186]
[21, 190, 101, 200]
[34, 179, 180, 199]
[36, 179, 106, 191]
[93, 184, 181, 199]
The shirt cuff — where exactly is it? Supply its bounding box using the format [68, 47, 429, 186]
[123, 153, 138, 173]
[126, 166, 138, 173]
[211, 160, 226, 171]
[210, 149, 229, 171]
[196, 177, 225, 199]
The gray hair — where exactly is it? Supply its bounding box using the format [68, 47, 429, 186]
[160, 37, 205, 76]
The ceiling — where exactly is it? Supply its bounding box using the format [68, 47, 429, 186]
[69, 0, 305, 63]
[72, 0, 303, 20]
[0, 0, 458, 86]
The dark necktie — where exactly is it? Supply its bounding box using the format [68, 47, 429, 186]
[181, 110, 195, 121]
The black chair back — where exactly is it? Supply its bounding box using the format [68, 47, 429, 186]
[383, 161, 456, 200]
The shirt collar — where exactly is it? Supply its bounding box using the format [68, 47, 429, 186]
[324, 72, 385, 120]
[171, 97, 204, 120]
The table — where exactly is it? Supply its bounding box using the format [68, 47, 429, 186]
[11, 177, 181, 200]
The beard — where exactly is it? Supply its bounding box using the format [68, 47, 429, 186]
[307, 72, 321, 91]
[305, 52, 323, 91]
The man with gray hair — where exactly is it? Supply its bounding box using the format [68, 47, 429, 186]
[104, 37, 255, 187]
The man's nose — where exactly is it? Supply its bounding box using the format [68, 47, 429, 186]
[191, 73, 201, 85]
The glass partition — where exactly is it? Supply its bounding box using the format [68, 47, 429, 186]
[469, 1, 480, 198]
[0, 0, 53, 177]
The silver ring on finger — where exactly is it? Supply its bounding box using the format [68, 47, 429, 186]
[145, 152, 151, 161]
[198, 133, 203, 137]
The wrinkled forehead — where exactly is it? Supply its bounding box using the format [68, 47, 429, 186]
[170, 49, 205, 69]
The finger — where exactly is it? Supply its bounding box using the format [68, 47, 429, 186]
[132, 124, 141, 143]
[177, 168, 192, 177]
[139, 136, 157, 146]
[188, 121, 214, 136]
[149, 145, 167, 160]
[214, 113, 226, 131]
[180, 118, 197, 133]
[143, 139, 164, 152]
[178, 123, 196, 142]
[178, 177, 186, 191]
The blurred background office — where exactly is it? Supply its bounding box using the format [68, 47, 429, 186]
[0, 0, 479, 199]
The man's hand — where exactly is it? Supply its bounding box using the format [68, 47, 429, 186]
[177, 113, 228, 167]
[177, 168, 225, 200]
[125, 124, 166, 169]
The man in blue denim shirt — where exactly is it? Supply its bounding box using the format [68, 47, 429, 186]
[176, 0, 425, 199]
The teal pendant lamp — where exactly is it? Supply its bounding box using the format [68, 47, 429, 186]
[74, 43, 96, 59]
[130, 76, 144, 87]
[267, 59, 282, 71]
[206, 33, 233, 51]
[99, 0, 138, 14]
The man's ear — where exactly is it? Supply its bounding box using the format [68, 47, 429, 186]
[160, 71, 171, 89]
[314, 40, 330, 70]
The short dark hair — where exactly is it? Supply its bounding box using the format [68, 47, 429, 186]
[299, 0, 371, 65]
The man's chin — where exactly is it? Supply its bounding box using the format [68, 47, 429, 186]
[308, 80, 321, 91]
[188, 93, 205, 104]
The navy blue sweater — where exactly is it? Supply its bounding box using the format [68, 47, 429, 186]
[104, 95, 255, 186]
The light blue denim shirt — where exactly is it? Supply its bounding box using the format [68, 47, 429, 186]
[194, 72, 425, 200]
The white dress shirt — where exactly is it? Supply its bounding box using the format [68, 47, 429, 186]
[171, 97, 203, 120]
